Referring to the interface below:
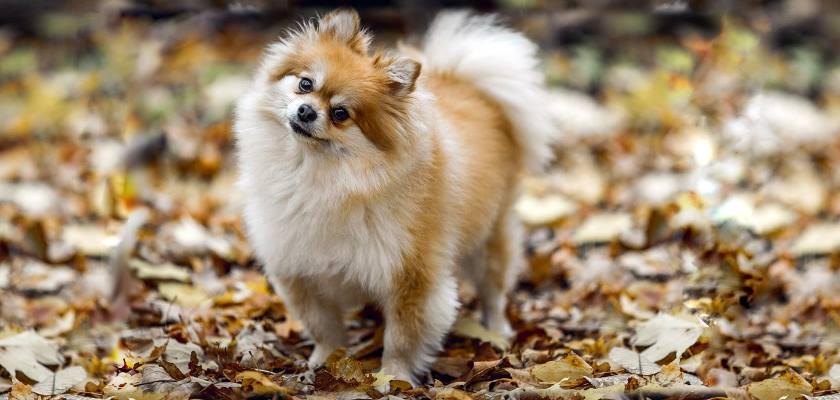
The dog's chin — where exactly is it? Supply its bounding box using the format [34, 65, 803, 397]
[289, 121, 329, 145]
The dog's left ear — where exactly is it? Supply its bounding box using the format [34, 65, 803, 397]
[319, 9, 370, 54]
[383, 57, 421, 96]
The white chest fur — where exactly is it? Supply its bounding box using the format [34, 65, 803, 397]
[240, 158, 410, 296]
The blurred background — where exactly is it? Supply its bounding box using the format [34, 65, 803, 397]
[1, 0, 840, 398]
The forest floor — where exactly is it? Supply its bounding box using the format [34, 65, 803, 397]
[1, 8, 840, 400]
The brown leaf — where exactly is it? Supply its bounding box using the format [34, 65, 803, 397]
[159, 359, 186, 381]
[235, 370, 290, 396]
[625, 376, 642, 391]
[432, 356, 472, 378]
[327, 357, 370, 385]
[531, 353, 594, 386]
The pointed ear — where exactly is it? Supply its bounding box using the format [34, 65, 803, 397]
[384, 57, 421, 96]
[318, 9, 370, 54]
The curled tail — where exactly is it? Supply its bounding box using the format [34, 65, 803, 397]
[422, 11, 559, 171]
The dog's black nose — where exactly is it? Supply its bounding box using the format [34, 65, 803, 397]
[297, 104, 317, 123]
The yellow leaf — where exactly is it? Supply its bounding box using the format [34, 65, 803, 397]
[328, 357, 368, 384]
[452, 318, 510, 350]
[130, 259, 191, 282]
[157, 283, 209, 307]
[748, 370, 813, 400]
[531, 353, 593, 384]
[235, 370, 289, 395]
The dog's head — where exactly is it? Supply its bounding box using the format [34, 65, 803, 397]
[241, 9, 423, 160]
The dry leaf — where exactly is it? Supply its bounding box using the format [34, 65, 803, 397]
[572, 212, 633, 244]
[515, 194, 578, 225]
[829, 364, 840, 386]
[130, 259, 191, 282]
[748, 370, 813, 400]
[158, 339, 205, 375]
[61, 224, 118, 257]
[452, 318, 510, 350]
[790, 223, 840, 256]
[235, 370, 288, 395]
[327, 357, 368, 384]
[31, 366, 87, 396]
[157, 282, 209, 307]
[608, 347, 661, 375]
[632, 314, 706, 361]
[0, 331, 63, 382]
[531, 353, 593, 384]
[102, 372, 164, 400]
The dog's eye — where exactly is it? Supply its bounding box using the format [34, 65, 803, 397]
[331, 107, 349, 122]
[298, 78, 313, 93]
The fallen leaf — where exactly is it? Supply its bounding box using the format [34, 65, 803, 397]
[0, 182, 58, 216]
[156, 339, 205, 375]
[452, 318, 510, 350]
[581, 383, 626, 400]
[130, 259, 192, 282]
[515, 194, 578, 225]
[806, 395, 840, 400]
[632, 313, 706, 361]
[434, 387, 474, 400]
[572, 212, 633, 244]
[608, 347, 661, 375]
[169, 217, 232, 258]
[584, 374, 635, 388]
[62, 224, 118, 257]
[9, 380, 35, 400]
[0, 331, 63, 381]
[235, 370, 289, 396]
[790, 223, 840, 256]
[714, 195, 797, 234]
[744, 203, 798, 234]
[531, 353, 593, 384]
[102, 371, 164, 400]
[157, 282, 209, 307]
[0, 263, 9, 289]
[17, 261, 76, 293]
[829, 364, 840, 386]
[327, 357, 368, 384]
[235, 323, 279, 366]
[37, 311, 75, 338]
[620, 294, 656, 320]
[748, 370, 813, 400]
[764, 159, 827, 214]
[31, 366, 87, 396]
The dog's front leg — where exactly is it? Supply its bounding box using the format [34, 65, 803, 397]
[271, 275, 347, 368]
[380, 258, 459, 386]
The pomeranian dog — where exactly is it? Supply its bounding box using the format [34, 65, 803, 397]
[235, 9, 557, 384]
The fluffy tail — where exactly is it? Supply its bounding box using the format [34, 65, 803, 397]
[422, 11, 559, 171]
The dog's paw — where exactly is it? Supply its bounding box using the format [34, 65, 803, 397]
[307, 344, 333, 369]
[380, 364, 419, 388]
[486, 316, 515, 340]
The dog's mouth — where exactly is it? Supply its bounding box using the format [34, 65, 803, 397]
[289, 121, 327, 143]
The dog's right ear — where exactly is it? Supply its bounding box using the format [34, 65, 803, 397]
[318, 9, 371, 54]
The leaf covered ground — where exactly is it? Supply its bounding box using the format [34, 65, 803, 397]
[1, 5, 840, 400]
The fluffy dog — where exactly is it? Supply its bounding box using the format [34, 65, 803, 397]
[235, 9, 557, 384]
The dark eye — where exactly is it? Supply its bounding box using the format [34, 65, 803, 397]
[298, 78, 313, 93]
[331, 107, 349, 122]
